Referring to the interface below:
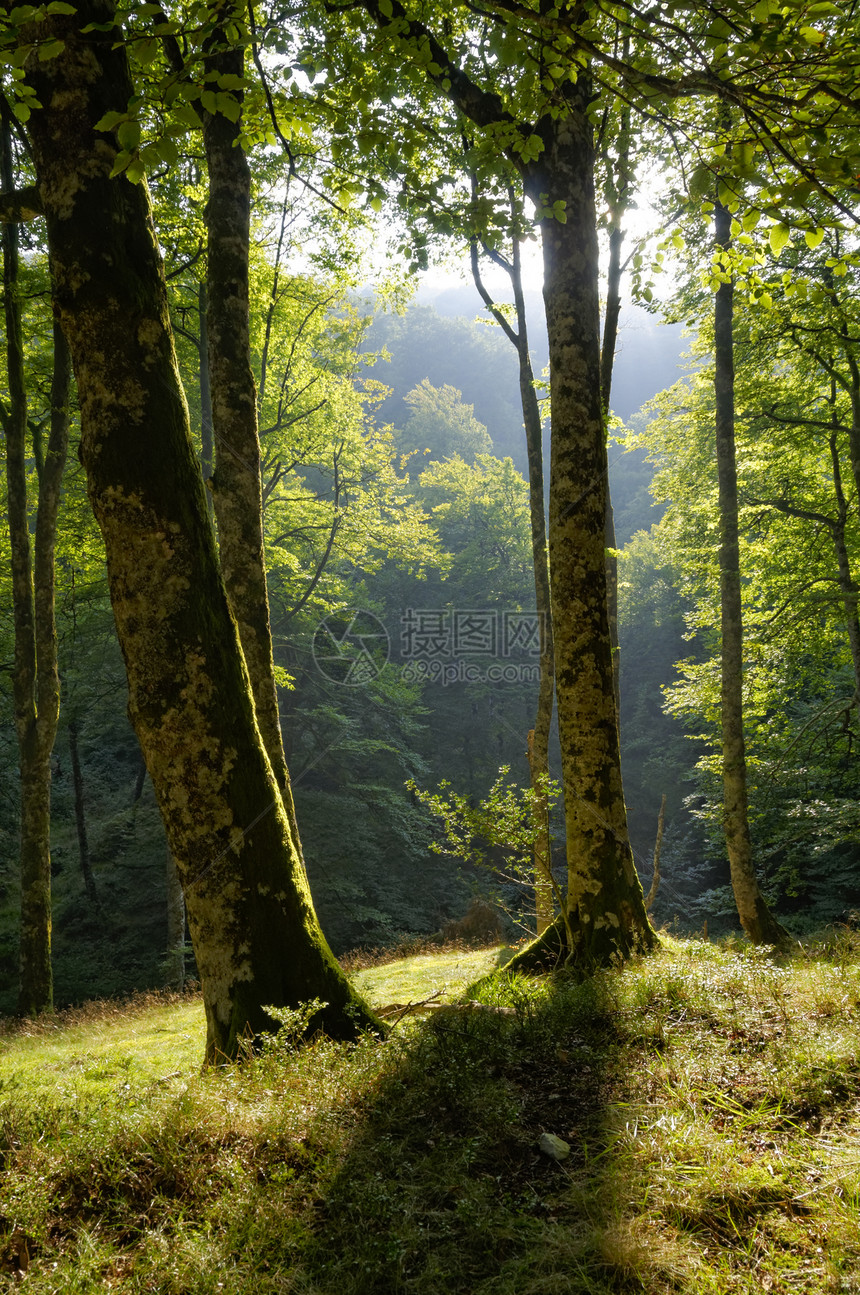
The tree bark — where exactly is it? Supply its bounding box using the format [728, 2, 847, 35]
[469, 207, 554, 935]
[21, 0, 379, 1059]
[828, 429, 860, 708]
[198, 278, 214, 510]
[68, 717, 98, 907]
[713, 199, 787, 946]
[644, 793, 665, 912]
[599, 92, 632, 715]
[166, 848, 186, 989]
[522, 83, 655, 962]
[2, 123, 70, 1014]
[200, 25, 306, 860]
[352, 2, 656, 967]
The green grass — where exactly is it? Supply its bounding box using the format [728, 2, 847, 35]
[2, 935, 860, 1292]
[351, 944, 515, 1009]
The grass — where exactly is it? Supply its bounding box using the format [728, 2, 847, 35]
[2, 933, 860, 1291]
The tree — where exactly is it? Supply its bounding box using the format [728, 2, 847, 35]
[469, 209, 555, 935]
[395, 379, 492, 472]
[13, 0, 378, 1057]
[1, 120, 70, 1013]
[303, 2, 658, 962]
[712, 194, 787, 944]
[299, 0, 860, 959]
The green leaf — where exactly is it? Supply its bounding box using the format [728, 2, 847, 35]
[804, 228, 825, 250]
[742, 209, 760, 232]
[216, 92, 241, 122]
[135, 38, 159, 65]
[94, 110, 126, 132]
[117, 120, 140, 151]
[768, 224, 791, 256]
[37, 37, 64, 60]
[109, 150, 132, 179]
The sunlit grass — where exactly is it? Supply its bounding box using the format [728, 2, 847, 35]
[351, 944, 513, 1008]
[2, 934, 860, 1291]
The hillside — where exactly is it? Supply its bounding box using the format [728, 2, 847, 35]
[2, 936, 859, 1293]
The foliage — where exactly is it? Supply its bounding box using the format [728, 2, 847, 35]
[409, 764, 563, 930]
[395, 378, 493, 473]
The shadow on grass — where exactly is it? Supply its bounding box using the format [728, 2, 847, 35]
[298, 972, 647, 1295]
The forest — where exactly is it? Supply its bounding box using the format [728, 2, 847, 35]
[1, 0, 860, 1288]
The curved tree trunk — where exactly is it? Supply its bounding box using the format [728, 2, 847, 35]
[22, 0, 379, 1059]
[713, 199, 787, 946]
[469, 211, 555, 935]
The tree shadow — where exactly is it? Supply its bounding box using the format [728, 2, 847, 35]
[297, 972, 651, 1294]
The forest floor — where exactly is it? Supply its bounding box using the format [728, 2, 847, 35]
[1, 932, 860, 1293]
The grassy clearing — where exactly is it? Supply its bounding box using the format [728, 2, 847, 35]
[2, 934, 860, 1292]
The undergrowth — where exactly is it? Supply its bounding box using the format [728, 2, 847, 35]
[2, 933, 860, 1292]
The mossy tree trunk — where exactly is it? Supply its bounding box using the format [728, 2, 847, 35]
[200, 19, 306, 860]
[521, 82, 655, 963]
[352, 3, 656, 968]
[2, 121, 70, 1015]
[21, 0, 379, 1059]
[713, 199, 787, 946]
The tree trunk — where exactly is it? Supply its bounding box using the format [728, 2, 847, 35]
[827, 414, 860, 707]
[713, 199, 787, 946]
[599, 93, 631, 715]
[2, 123, 70, 1015]
[22, 0, 379, 1059]
[521, 85, 655, 962]
[511, 268, 555, 937]
[643, 793, 665, 913]
[201, 28, 306, 859]
[166, 848, 186, 989]
[469, 211, 554, 935]
[68, 717, 98, 907]
[198, 278, 214, 511]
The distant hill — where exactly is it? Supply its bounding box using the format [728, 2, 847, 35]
[416, 280, 689, 423]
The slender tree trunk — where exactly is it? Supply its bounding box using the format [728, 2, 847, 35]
[198, 278, 214, 510]
[2, 124, 70, 1014]
[200, 24, 306, 860]
[166, 849, 186, 989]
[22, 0, 379, 1059]
[469, 211, 554, 934]
[68, 718, 98, 906]
[510, 264, 554, 937]
[599, 94, 631, 715]
[828, 415, 860, 706]
[644, 793, 665, 912]
[519, 85, 654, 962]
[713, 199, 787, 946]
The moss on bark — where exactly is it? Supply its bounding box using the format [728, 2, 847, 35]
[22, 0, 381, 1058]
[523, 83, 657, 964]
